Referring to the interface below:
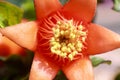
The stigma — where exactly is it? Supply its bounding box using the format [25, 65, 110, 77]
[50, 19, 87, 61]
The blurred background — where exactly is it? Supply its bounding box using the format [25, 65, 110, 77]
[94, 0, 120, 80]
[0, 0, 120, 80]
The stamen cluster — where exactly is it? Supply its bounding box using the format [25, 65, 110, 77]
[50, 20, 87, 60]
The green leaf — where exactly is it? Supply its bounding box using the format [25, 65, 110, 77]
[113, 0, 120, 12]
[7, 0, 36, 20]
[0, 1, 23, 28]
[91, 57, 112, 67]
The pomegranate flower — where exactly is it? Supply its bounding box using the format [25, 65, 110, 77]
[0, 0, 120, 80]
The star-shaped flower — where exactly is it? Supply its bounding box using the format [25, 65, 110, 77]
[0, 0, 120, 80]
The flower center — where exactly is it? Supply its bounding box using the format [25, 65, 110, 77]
[50, 20, 87, 60]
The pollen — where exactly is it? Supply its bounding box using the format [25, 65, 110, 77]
[50, 20, 87, 61]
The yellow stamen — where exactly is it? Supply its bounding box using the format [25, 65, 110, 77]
[50, 20, 87, 60]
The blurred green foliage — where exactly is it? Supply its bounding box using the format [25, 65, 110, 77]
[0, 1, 23, 28]
[21, 0, 36, 20]
[113, 0, 120, 12]
[54, 71, 68, 80]
[59, 0, 68, 5]
[115, 73, 120, 80]
[7, 0, 36, 20]
[0, 51, 34, 80]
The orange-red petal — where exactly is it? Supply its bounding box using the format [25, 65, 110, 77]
[0, 34, 25, 56]
[62, 0, 97, 22]
[62, 56, 94, 80]
[0, 21, 38, 51]
[29, 52, 59, 80]
[34, 0, 62, 20]
[86, 23, 120, 55]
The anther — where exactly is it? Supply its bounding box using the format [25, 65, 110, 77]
[50, 19, 87, 61]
